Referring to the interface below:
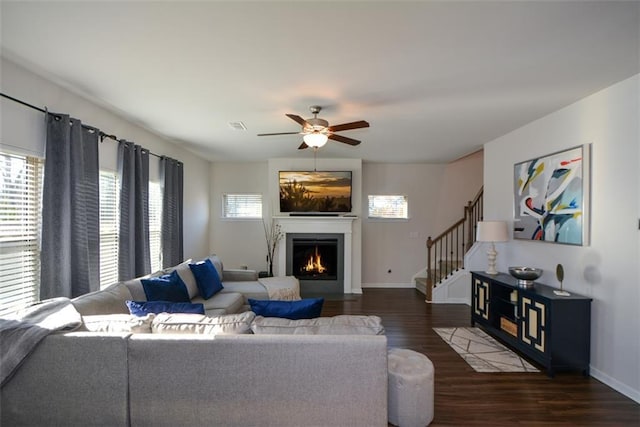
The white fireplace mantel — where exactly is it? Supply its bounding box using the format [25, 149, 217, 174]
[274, 216, 357, 293]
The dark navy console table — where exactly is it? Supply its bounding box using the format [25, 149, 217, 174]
[471, 271, 592, 376]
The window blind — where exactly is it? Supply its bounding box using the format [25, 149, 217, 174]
[99, 171, 119, 289]
[222, 194, 262, 218]
[0, 153, 43, 316]
[100, 174, 164, 287]
[148, 181, 163, 272]
[367, 195, 409, 219]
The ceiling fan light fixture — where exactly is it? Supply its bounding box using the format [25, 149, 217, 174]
[303, 132, 328, 148]
[259, 106, 368, 150]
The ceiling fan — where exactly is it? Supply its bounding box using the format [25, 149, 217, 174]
[257, 105, 369, 150]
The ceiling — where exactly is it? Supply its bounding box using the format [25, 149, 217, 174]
[1, 1, 638, 163]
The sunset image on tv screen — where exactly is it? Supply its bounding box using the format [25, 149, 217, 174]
[279, 171, 352, 213]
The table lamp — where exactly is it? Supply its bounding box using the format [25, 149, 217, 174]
[476, 221, 509, 275]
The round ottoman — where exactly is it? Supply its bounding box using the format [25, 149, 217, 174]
[387, 348, 434, 427]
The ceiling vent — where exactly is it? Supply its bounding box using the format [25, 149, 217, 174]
[228, 121, 247, 131]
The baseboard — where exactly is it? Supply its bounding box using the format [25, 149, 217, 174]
[435, 297, 470, 305]
[361, 282, 414, 289]
[589, 366, 640, 404]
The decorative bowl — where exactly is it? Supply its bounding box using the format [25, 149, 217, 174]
[508, 267, 543, 288]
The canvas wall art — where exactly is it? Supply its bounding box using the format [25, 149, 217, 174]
[513, 144, 590, 245]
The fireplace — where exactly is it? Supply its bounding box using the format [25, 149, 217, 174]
[286, 233, 344, 295]
[274, 215, 357, 294]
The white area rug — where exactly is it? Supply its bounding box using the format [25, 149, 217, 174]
[434, 327, 539, 373]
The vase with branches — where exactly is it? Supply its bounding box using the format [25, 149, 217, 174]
[262, 218, 284, 277]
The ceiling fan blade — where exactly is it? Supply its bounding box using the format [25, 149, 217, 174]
[298, 142, 309, 150]
[328, 120, 370, 132]
[286, 114, 309, 127]
[257, 132, 301, 136]
[328, 133, 361, 146]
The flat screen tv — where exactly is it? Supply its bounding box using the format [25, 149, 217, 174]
[279, 171, 352, 214]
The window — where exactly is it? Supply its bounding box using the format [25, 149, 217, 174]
[222, 194, 262, 218]
[367, 195, 408, 219]
[99, 174, 164, 286]
[148, 181, 163, 272]
[0, 152, 43, 316]
[99, 171, 119, 289]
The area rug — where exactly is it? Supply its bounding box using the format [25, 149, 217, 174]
[433, 327, 539, 373]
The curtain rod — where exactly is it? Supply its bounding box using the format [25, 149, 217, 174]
[1, 92, 164, 159]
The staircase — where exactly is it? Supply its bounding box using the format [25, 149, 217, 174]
[417, 187, 483, 302]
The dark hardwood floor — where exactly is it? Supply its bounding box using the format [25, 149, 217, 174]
[321, 288, 640, 426]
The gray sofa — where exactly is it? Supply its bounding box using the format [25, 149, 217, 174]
[2, 331, 388, 426]
[1, 255, 390, 426]
[71, 254, 270, 317]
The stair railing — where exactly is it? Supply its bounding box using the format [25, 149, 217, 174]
[425, 187, 483, 301]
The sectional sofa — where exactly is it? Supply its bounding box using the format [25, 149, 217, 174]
[71, 254, 271, 317]
[0, 255, 390, 426]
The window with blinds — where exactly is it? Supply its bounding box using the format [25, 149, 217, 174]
[222, 194, 262, 218]
[99, 171, 119, 289]
[368, 195, 409, 219]
[99, 174, 164, 287]
[0, 152, 43, 316]
[149, 181, 163, 272]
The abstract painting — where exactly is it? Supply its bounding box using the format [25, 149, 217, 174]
[513, 144, 590, 245]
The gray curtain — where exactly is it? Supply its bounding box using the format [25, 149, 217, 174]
[161, 156, 183, 267]
[117, 140, 151, 281]
[40, 113, 100, 298]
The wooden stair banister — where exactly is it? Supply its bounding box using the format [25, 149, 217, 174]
[466, 187, 484, 251]
[424, 187, 483, 302]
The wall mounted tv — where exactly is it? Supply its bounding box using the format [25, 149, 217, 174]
[279, 171, 352, 214]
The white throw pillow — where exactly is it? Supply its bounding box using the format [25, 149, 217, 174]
[152, 311, 256, 335]
[71, 282, 132, 315]
[205, 254, 224, 281]
[250, 315, 386, 335]
[159, 259, 199, 299]
[174, 260, 200, 299]
[81, 313, 155, 333]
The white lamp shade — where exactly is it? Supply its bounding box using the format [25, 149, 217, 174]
[476, 221, 509, 242]
[303, 132, 328, 147]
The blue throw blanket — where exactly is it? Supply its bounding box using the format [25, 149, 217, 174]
[0, 297, 82, 387]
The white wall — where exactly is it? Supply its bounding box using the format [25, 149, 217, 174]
[0, 57, 211, 261]
[362, 163, 446, 287]
[362, 156, 483, 288]
[209, 161, 269, 271]
[434, 150, 484, 232]
[478, 74, 639, 402]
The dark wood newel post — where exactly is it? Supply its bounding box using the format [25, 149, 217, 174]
[426, 237, 433, 302]
[465, 200, 473, 251]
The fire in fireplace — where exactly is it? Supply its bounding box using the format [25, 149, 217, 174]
[291, 238, 338, 280]
[302, 246, 327, 274]
[286, 233, 344, 295]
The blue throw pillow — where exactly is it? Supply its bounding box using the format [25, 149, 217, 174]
[126, 300, 205, 317]
[248, 298, 324, 320]
[189, 258, 223, 299]
[141, 270, 190, 302]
